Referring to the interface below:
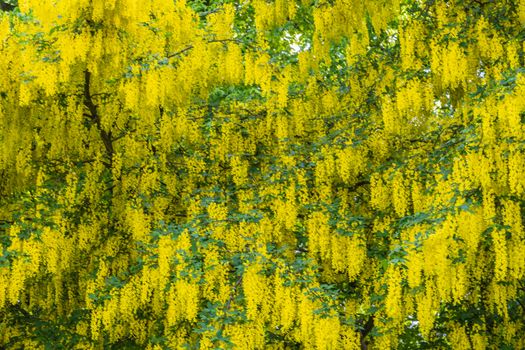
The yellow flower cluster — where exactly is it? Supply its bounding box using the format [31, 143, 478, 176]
[0, 0, 524, 349]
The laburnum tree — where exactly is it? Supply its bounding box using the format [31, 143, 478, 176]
[0, 0, 524, 348]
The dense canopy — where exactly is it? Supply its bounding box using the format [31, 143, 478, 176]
[0, 0, 524, 349]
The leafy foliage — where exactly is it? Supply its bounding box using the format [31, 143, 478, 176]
[0, 0, 524, 349]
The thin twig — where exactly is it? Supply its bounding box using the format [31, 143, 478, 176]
[224, 275, 243, 313]
[198, 8, 221, 17]
[166, 38, 242, 58]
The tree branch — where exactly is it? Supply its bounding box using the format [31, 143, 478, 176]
[198, 8, 221, 17]
[360, 315, 374, 350]
[83, 70, 114, 167]
[224, 275, 243, 312]
[0, 1, 16, 12]
[166, 39, 243, 58]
